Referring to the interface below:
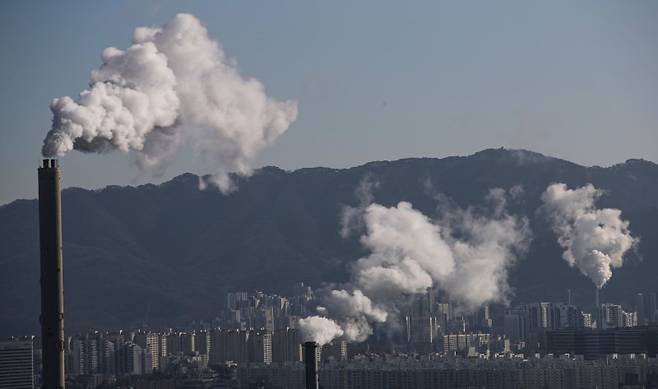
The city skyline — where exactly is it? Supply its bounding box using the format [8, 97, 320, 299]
[4, 283, 658, 388]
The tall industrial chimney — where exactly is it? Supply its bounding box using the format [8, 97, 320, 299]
[304, 341, 319, 389]
[38, 159, 65, 389]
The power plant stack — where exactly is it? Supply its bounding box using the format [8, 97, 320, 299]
[38, 159, 65, 389]
[304, 341, 319, 389]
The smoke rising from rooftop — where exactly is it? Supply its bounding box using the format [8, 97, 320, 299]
[541, 183, 637, 289]
[299, 183, 531, 345]
[42, 13, 298, 192]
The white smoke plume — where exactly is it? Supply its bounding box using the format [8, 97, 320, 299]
[357, 193, 530, 309]
[323, 289, 388, 342]
[298, 187, 531, 345]
[339, 176, 379, 238]
[541, 183, 637, 289]
[297, 316, 344, 346]
[298, 289, 388, 344]
[42, 13, 298, 192]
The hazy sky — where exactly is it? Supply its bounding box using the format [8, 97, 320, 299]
[1, 0, 657, 205]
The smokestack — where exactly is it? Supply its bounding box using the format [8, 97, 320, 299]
[304, 341, 319, 389]
[38, 159, 65, 389]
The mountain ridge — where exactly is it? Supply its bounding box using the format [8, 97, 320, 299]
[1, 148, 657, 336]
[3, 148, 655, 209]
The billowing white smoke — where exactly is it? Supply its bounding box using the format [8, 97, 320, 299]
[541, 183, 637, 289]
[42, 13, 298, 192]
[321, 289, 388, 343]
[299, 187, 531, 344]
[297, 316, 344, 346]
[354, 202, 455, 299]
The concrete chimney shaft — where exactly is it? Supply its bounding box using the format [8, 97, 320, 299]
[38, 159, 65, 389]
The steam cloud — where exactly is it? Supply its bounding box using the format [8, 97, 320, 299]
[541, 183, 637, 289]
[299, 185, 531, 345]
[42, 13, 298, 192]
[297, 316, 344, 346]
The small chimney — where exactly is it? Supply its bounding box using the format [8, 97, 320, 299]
[304, 341, 319, 389]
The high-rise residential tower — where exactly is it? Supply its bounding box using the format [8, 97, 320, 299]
[0, 339, 34, 389]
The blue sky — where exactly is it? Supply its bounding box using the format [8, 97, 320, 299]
[1, 0, 657, 204]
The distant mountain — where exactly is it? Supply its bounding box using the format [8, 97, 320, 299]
[1, 148, 657, 336]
